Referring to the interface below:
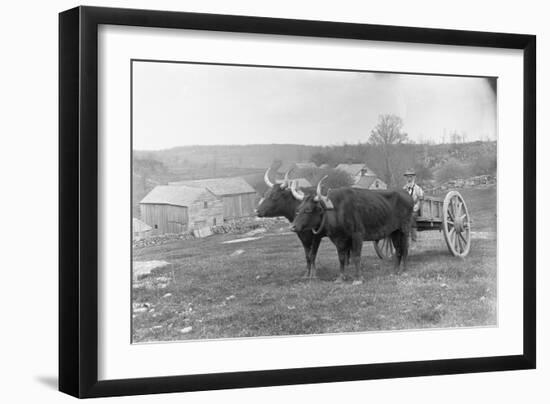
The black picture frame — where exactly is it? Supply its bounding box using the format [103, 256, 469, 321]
[59, 5, 536, 399]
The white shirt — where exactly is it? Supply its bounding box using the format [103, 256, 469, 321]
[403, 182, 424, 213]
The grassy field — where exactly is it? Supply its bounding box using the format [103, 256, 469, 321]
[132, 186, 497, 343]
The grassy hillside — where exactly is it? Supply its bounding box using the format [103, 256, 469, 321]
[132, 186, 497, 342]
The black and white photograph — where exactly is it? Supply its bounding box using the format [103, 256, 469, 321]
[131, 60, 497, 343]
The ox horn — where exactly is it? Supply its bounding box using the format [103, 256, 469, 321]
[280, 167, 294, 189]
[290, 180, 305, 201]
[314, 175, 329, 202]
[264, 168, 274, 188]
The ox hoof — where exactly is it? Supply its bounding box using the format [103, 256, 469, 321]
[351, 280, 363, 286]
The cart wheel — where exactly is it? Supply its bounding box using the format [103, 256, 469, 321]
[373, 236, 395, 260]
[443, 191, 471, 257]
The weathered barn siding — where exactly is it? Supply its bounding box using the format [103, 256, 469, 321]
[187, 196, 224, 229]
[222, 193, 257, 220]
[169, 177, 258, 221]
[140, 204, 188, 235]
[140, 186, 223, 234]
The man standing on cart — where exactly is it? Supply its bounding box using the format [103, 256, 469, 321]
[403, 169, 424, 248]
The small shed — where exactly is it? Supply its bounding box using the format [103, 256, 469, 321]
[353, 175, 387, 190]
[140, 185, 223, 234]
[169, 177, 257, 220]
[133, 218, 152, 240]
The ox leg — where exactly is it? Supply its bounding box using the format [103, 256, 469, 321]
[308, 237, 322, 279]
[302, 244, 312, 278]
[391, 231, 402, 274]
[335, 248, 348, 283]
[351, 234, 364, 285]
[297, 234, 313, 279]
[400, 230, 409, 272]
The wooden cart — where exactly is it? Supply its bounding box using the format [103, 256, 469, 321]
[374, 190, 471, 259]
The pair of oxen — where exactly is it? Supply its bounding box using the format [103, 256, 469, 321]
[256, 169, 414, 284]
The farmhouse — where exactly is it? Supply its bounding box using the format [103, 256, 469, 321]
[352, 175, 387, 190]
[336, 163, 387, 189]
[169, 177, 257, 220]
[140, 185, 224, 234]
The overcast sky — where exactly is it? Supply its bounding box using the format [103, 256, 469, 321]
[133, 61, 497, 151]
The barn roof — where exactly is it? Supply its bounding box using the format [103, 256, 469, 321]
[140, 185, 210, 207]
[335, 163, 375, 176]
[133, 218, 152, 232]
[170, 177, 256, 196]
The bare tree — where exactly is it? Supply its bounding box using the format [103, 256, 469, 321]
[368, 114, 409, 186]
[449, 131, 462, 144]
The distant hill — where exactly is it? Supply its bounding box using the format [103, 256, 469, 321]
[134, 144, 324, 174]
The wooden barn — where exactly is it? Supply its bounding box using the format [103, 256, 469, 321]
[169, 177, 257, 220]
[140, 185, 224, 235]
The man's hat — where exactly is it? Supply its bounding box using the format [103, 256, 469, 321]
[403, 168, 416, 176]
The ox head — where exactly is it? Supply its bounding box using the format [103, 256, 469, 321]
[256, 168, 295, 218]
[290, 176, 331, 234]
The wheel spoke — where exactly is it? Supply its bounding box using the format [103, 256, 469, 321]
[449, 228, 456, 249]
[452, 198, 458, 216]
[455, 232, 463, 252]
[459, 232, 468, 246]
[450, 200, 455, 217]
